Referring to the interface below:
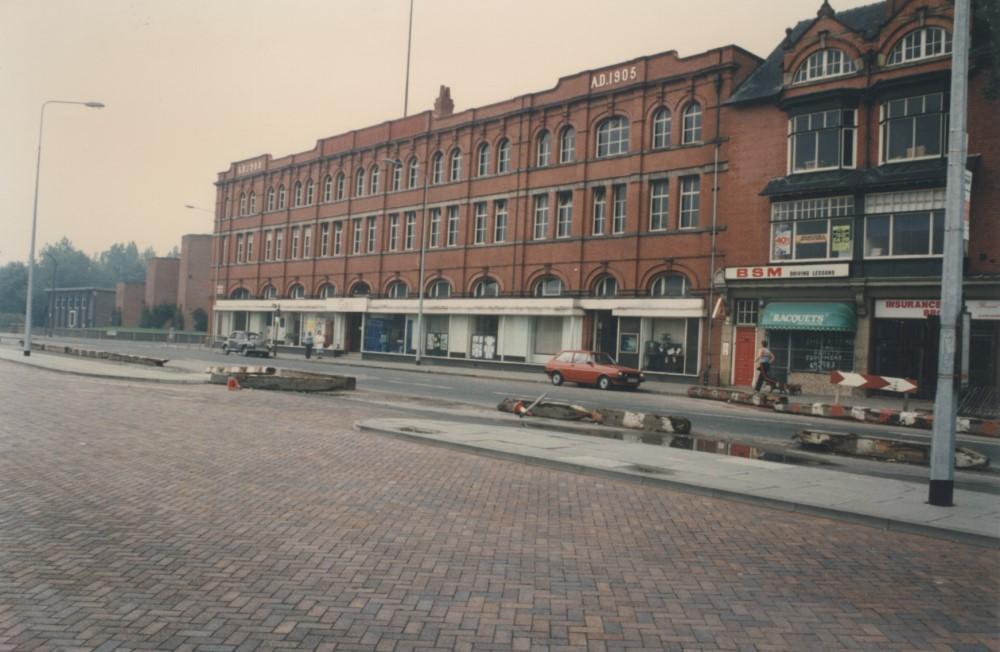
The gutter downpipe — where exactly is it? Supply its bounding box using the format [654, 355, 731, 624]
[703, 72, 723, 386]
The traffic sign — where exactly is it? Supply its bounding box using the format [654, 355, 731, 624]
[830, 371, 917, 394]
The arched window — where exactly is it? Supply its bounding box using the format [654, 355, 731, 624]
[887, 27, 952, 66]
[318, 283, 336, 298]
[248, 191, 256, 214]
[278, 185, 286, 209]
[652, 108, 671, 149]
[596, 116, 629, 157]
[288, 283, 306, 299]
[293, 181, 303, 207]
[532, 276, 564, 297]
[266, 187, 275, 211]
[350, 281, 371, 296]
[559, 126, 575, 163]
[472, 277, 500, 297]
[682, 103, 702, 144]
[496, 139, 511, 174]
[323, 175, 333, 202]
[477, 143, 490, 177]
[407, 157, 419, 189]
[386, 280, 409, 298]
[305, 178, 314, 205]
[536, 130, 551, 167]
[431, 152, 444, 184]
[391, 160, 403, 191]
[230, 287, 251, 300]
[239, 193, 247, 216]
[335, 172, 345, 200]
[355, 168, 365, 196]
[649, 274, 688, 297]
[369, 165, 380, 194]
[593, 275, 618, 297]
[261, 285, 277, 299]
[427, 279, 451, 298]
[449, 148, 462, 182]
[793, 49, 857, 84]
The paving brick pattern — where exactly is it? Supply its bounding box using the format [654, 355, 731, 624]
[0, 363, 997, 651]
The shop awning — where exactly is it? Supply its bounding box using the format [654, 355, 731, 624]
[760, 302, 856, 332]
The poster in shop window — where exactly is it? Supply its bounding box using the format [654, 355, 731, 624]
[832, 224, 851, 253]
[795, 233, 827, 245]
[773, 223, 792, 258]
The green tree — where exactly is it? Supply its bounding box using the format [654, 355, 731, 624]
[94, 242, 147, 286]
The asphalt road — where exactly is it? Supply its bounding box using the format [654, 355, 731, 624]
[26, 336, 1000, 493]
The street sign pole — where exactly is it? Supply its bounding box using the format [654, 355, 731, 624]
[929, 0, 970, 507]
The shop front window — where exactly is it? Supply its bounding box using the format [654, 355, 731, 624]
[424, 315, 449, 356]
[364, 314, 408, 353]
[643, 317, 699, 375]
[768, 330, 854, 380]
[470, 316, 499, 360]
[533, 316, 562, 355]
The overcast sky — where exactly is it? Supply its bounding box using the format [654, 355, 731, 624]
[0, 0, 875, 265]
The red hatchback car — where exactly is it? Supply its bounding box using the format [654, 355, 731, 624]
[544, 350, 645, 390]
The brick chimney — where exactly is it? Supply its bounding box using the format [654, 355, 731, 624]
[433, 85, 454, 118]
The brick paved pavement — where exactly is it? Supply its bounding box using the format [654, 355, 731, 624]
[0, 362, 997, 651]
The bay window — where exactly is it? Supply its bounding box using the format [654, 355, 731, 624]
[881, 93, 946, 162]
[864, 190, 944, 258]
[789, 109, 856, 172]
[770, 196, 854, 261]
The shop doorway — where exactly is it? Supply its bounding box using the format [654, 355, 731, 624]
[733, 326, 757, 387]
[593, 311, 617, 356]
[872, 318, 939, 399]
[345, 313, 363, 352]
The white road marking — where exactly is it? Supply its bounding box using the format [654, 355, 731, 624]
[384, 379, 453, 390]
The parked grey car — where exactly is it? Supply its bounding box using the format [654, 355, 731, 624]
[221, 331, 274, 357]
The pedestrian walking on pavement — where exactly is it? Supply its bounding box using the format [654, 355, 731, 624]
[303, 332, 315, 359]
[754, 339, 774, 392]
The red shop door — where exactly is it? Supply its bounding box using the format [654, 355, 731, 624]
[733, 326, 757, 387]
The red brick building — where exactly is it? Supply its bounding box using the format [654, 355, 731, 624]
[718, 0, 999, 397]
[145, 257, 181, 310]
[177, 234, 212, 329]
[211, 45, 761, 379]
[115, 281, 144, 327]
[211, 0, 998, 391]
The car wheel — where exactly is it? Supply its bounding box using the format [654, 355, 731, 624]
[597, 375, 611, 390]
[550, 371, 563, 386]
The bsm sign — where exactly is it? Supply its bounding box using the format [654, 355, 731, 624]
[724, 263, 849, 280]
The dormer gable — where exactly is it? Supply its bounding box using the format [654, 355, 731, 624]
[782, 3, 872, 87]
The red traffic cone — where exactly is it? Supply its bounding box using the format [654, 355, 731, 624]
[227, 376, 240, 391]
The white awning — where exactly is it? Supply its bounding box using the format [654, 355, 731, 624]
[368, 297, 584, 316]
[611, 298, 704, 318]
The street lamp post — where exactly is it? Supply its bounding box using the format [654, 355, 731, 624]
[386, 158, 430, 365]
[23, 99, 104, 356]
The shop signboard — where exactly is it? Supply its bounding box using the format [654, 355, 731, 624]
[795, 233, 827, 245]
[724, 263, 849, 280]
[874, 299, 941, 319]
[967, 300, 1000, 320]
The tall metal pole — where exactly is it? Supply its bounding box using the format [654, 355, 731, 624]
[22, 100, 103, 356]
[403, 0, 414, 117]
[928, 0, 970, 507]
[414, 160, 430, 364]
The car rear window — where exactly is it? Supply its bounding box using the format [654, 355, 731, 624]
[572, 352, 591, 364]
[555, 351, 574, 362]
